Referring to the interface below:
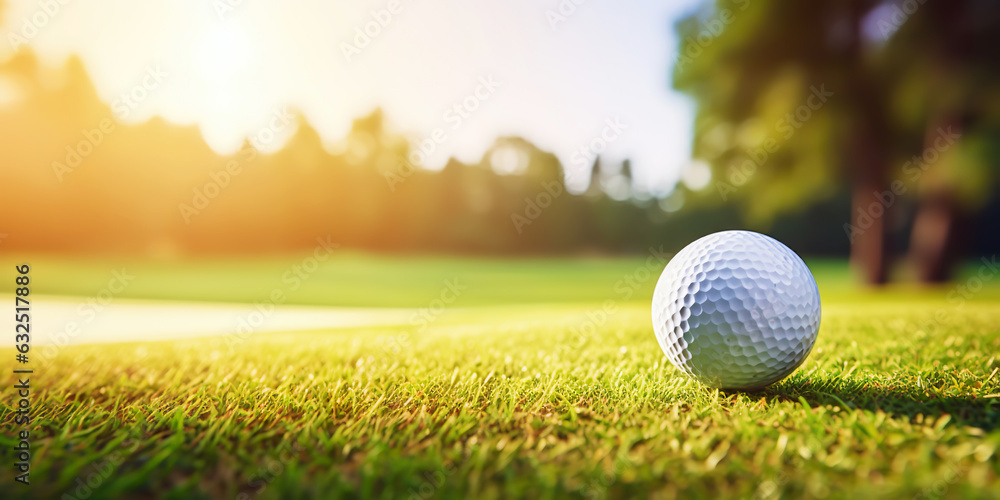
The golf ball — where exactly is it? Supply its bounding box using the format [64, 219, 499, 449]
[651, 230, 821, 390]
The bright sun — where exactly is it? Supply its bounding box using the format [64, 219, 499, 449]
[195, 24, 253, 110]
[192, 23, 258, 151]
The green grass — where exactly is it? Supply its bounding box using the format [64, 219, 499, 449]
[5, 252, 997, 307]
[0, 252, 873, 307]
[1, 255, 999, 499]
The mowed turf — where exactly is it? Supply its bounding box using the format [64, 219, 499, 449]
[0, 252, 865, 307]
[1, 255, 999, 499]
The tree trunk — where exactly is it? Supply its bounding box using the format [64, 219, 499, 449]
[909, 189, 960, 282]
[844, 0, 892, 285]
[909, 119, 963, 283]
[907, 1, 968, 284]
[848, 136, 891, 285]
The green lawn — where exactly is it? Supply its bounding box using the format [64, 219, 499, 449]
[4, 252, 996, 307]
[1, 254, 999, 499]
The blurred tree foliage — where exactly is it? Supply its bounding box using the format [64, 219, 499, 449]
[0, 50, 660, 256]
[673, 0, 1000, 283]
[3, 0, 1000, 268]
[0, 48, 859, 258]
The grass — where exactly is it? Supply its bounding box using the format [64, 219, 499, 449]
[0, 252, 870, 307]
[1, 254, 999, 499]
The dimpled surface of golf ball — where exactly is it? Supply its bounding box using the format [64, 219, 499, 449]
[651, 231, 821, 390]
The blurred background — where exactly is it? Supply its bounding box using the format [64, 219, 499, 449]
[0, 0, 998, 286]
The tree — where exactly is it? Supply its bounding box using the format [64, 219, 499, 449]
[672, 0, 1000, 284]
[883, 1, 1000, 281]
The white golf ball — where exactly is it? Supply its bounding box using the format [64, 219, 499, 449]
[651, 230, 821, 390]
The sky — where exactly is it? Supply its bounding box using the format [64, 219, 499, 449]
[1, 0, 701, 195]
